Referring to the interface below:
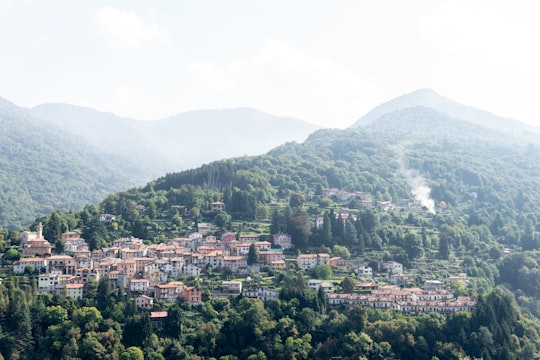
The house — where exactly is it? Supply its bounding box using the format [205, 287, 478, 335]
[243, 287, 279, 302]
[65, 283, 84, 300]
[355, 264, 373, 277]
[221, 232, 236, 244]
[48, 255, 76, 275]
[211, 201, 225, 211]
[232, 243, 250, 256]
[378, 201, 394, 211]
[38, 273, 73, 294]
[116, 259, 137, 278]
[391, 273, 415, 287]
[99, 214, 117, 222]
[130, 279, 150, 293]
[297, 254, 318, 270]
[75, 255, 93, 269]
[150, 311, 168, 329]
[273, 233, 292, 249]
[74, 268, 101, 284]
[382, 261, 403, 274]
[13, 257, 48, 274]
[357, 281, 379, 291]
[308, 279, 336, 294]
[258, 250, 285, 265]
[181, 286, 202, 303]
[154, 282, 184, 301]
[271, 259, 286, 269]
[424, 280, 444, 291]
[255, 241, 272, 251]
[297, 253, 330, 270]
[221, 281, 242, 295]
[136, 295, 154, 309]
[238, 234, 259, 243]
[223, 256, 247, 272]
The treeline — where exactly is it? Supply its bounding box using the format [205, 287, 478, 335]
[0, 273, 538, 360]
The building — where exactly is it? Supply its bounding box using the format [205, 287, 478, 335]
[136, 295, 154, 309]
[238, 234, 259, 243]
[391, 273, 415, 287]
[65, 283, 84, 300]
[355, 264, 373, 277]
[181, 286, 202, 303]
[221, 281, 242, 295]
[130, 279, 150, 293]
[382, 261, 403, 274]
[273, 233, 292, 249]
[243, 287, 279, 302]
[211, 201, 225, 211]
[297, 253, 331, 270]
[150, 311, 168, 329]
[154, 282, 184, 301]
[424, 280, 444, 291]
[19, 223, 52, 256]
[13, 257, 48, 274]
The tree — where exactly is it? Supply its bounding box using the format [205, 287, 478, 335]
[403, 231, 424, 260]
[438, 232, 450, 260]
[341, 276, 356, 293]
[214, 211, 232, 228]
[270, 209, 281, 235]
[344, 218, 358, 246]
[313, 264, 333, 280]
[123, 314, 153, 348]
[121, 347, 144, 360]
[247, 243, 259, 265]
[163, 304, 183, 339]
[289, 193, 305, 209]
[4, 248, 20, 261]
[332, 244, 350, 259]
[288, 211, 312, 249]
[320, 212, 333, 245]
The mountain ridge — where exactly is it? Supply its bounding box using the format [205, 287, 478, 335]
[30, 103, 320, 175]
[354, 89, 540, 141]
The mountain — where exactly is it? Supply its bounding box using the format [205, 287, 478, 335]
[353, 88, 540, 141]
[30, 104, 319, 175]
[0, 97, 150, 228]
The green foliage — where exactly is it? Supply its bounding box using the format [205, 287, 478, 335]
[313, 264, 332, 280]
[247, 243, 259, 265]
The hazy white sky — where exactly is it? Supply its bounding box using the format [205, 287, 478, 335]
[1, 0, 539, 129]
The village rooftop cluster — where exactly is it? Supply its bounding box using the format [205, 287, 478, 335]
[11, 221, 476, 316]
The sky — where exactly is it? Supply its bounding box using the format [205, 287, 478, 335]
[0, 0, 539, 129]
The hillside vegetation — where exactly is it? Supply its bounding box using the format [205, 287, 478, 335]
[3, 90, 540, 358]
[0, 98, 147, 229]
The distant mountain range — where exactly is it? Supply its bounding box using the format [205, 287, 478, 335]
[0, 98, 318, 228]
[354, 89, 540, 143]
[30, 104, 319, 175]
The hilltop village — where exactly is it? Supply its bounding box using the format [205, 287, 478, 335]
[13, 215, 476, 318]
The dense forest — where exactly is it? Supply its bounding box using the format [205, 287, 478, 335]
[3, 103, 540, 358]
[0, 274, 539, 360]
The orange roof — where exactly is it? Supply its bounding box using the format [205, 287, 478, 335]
[150, 311, 168, 318]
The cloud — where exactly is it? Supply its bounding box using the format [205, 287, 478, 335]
[92, 6, 169, 52]
[184, 39, 369, 128]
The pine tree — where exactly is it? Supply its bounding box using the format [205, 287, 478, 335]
[247, 243, 259, 265]
[438, 233, 450, 260]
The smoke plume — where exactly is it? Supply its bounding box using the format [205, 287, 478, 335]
[404, 169, 436, 214]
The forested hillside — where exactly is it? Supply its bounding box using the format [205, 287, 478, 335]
[4, 93, 540, 358]
[0, 98, 148, 229]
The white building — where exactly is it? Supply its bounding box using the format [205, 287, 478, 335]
[382, 261, 403, 274]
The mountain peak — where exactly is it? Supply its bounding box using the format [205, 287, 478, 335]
[353, 89, 535, 137]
